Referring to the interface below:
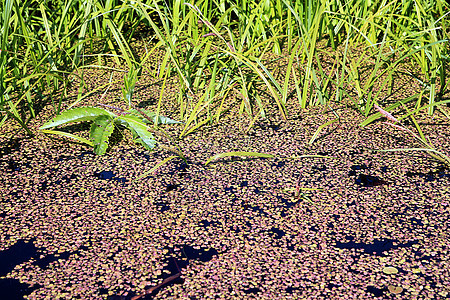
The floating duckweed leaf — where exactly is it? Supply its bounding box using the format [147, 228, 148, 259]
[388, 285, 403, 294]
[383, 267, 398, 274]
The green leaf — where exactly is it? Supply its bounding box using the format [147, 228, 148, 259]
[116, 114, 156, 150]
[40, 130, 94, 146]
[90, 115, 115, 155]
[40, 107, 116, 130]
[205, 151, 274, 166]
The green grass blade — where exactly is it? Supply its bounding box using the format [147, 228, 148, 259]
[40, 129, 94, 146]
[205, 151, 275, 166]
[133, 155, 179, 181]
[308, 118, 339, 145]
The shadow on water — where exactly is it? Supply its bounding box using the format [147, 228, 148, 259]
[4, 156, 31, 173]
[406, 168, 450, 182]
[348, 164, 388, 187]
[0, 240, 40, 299]
[366, 286, 386, 297]
[0, 278, 40, 300]
[0, 240, 38, 299]
[334, 237, 418, 256]
[0, 239, 87, 299]
[94, 170, 128, 183]
[354, 174, 387, 187]
[244, 287, 262, 294]
[269, 227, 286, 240]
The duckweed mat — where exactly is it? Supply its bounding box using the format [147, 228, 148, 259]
[1, 106, 449, 299]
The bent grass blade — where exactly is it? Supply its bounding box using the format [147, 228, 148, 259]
[376, 147, 450, 168]
[133, 155, 180, 182]
[308, 118, 340, 145]
[205, 151, 275, 166]
[40, 129, 94, 147]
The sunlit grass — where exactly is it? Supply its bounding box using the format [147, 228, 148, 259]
[1, 0, 449, 143]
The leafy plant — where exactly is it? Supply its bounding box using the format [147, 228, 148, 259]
[40, 106, 181, 155]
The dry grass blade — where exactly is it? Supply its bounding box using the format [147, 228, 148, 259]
[374, 104, 399, 123]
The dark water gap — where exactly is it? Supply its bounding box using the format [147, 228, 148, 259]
[334, 237, 419, 256]
[0, 239, 87, 299]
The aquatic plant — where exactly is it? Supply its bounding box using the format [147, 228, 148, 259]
[40, 106, 181, 155]
[2, 0, 448, 134]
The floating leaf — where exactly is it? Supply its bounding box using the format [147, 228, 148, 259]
[40, 107, 115, 129]
[388, 285, 403, 294]
[382, 267, 398, 275]
[90, 115, 115, 155]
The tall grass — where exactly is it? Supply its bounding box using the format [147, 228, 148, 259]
[1, 0, 449, 136]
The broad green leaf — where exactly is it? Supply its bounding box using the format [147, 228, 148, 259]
[205, 151, 274, 166]
[90, 115, 115, 155]
[40, 107, 116, 130]
[116, 114, 156, 150]
[40, 130, 94, 146]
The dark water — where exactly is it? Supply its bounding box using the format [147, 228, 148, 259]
[334, 237, 418, 256]
[0, 239, 89, 300]
[94, 170, 127, 183]
[0, 240, 40, 299]
[244, 287, 262, 294]
[366, 285, 385, 297]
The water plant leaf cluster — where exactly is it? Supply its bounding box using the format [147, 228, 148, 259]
[40, 106, 181, 155]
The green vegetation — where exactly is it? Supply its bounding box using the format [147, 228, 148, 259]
[39, 106, 181, 155]
[1, 0, 449, 162]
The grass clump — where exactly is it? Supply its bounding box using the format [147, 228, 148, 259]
[1, 0, 449, 161]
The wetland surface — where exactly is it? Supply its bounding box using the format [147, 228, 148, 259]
[1, 98, 449, 299]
